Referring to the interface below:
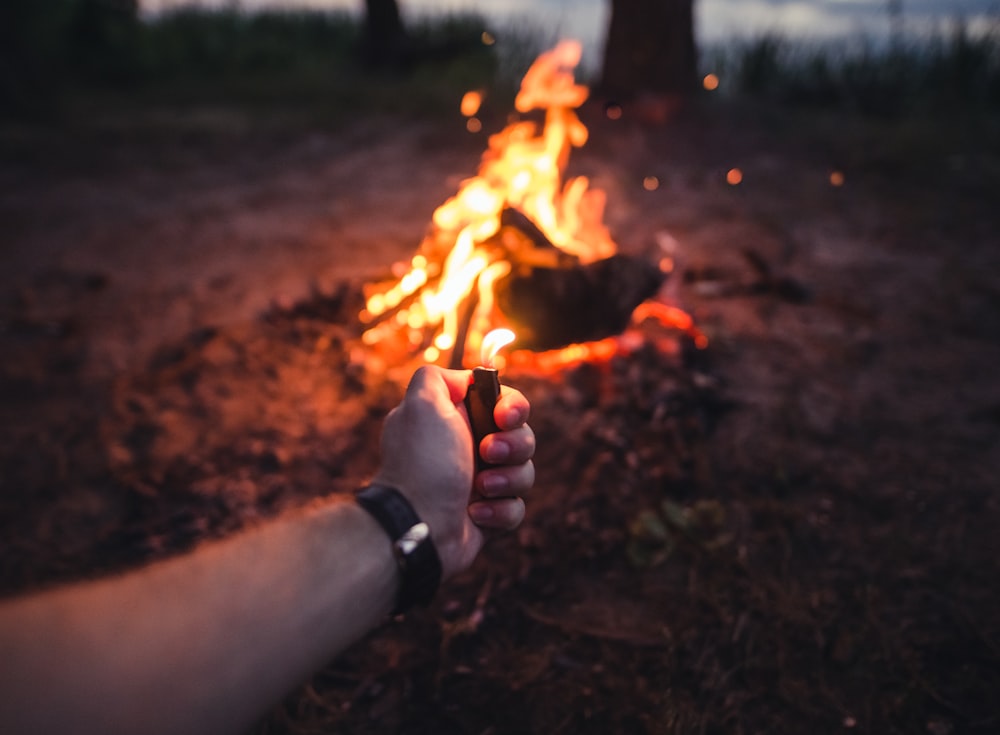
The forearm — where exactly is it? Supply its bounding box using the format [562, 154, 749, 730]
[0, 496, 396, 735]
[0, 366, 536, 735]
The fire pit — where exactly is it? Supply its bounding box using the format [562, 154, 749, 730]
[357, 40, 704, 374]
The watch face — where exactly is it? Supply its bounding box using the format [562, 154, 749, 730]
[396, 521, 430, 556]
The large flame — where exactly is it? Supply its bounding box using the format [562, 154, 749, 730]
[360, 40, 702, 371]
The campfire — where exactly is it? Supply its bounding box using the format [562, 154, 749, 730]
[359, 40, 705, 373]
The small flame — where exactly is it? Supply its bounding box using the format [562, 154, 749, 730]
[480, 328, 516, 368]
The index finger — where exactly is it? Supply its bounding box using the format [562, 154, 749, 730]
[495, 385, 530, 431]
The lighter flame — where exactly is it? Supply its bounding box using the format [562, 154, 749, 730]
[481, 328, 516, 368]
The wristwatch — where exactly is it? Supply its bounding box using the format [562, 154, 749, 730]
[355, 483, 443, 615]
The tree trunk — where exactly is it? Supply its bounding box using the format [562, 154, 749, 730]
[601, 0, 697, 99]
[68, 0, 140, 82]
[363, 0, 408, 68]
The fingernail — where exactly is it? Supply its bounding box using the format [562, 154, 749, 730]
[482, 474, 509, 496]
[500, 407, 525, 429]
[469, 504, 494, 522]
[484, 440, 510, 462]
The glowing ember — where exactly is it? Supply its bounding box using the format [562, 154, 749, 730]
[461, 90, 483, 117]
[360, 40, 703, 372]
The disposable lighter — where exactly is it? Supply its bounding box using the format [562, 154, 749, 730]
[464, 328, 516, 471]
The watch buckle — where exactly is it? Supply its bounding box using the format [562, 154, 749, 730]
[395, 522, 430, 557]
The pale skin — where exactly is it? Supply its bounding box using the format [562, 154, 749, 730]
[0, 366, 535, 735]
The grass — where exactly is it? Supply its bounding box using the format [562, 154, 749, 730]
[3, 3, 999, 127]
[138, 8, 360, 80]
[706, 20, 1000, 116]
[0, 3, 525, 125]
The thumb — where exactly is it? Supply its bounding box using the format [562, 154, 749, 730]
[406, 365, 472, 408]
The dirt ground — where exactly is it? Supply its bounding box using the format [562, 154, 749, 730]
[1, 98, 999, 733]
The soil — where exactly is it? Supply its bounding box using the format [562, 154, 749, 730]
[1, 99, 999, 734]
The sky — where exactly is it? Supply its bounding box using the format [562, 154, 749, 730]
[140, 0, 1000, 66]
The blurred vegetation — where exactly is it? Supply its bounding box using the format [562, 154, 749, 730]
[707, 20, 1000, 116]
[1, 2, 998, 124]
[0, 1, 504, 121]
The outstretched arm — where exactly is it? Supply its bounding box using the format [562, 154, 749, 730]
[0, 366, 535, 735]
[0, 497, 401, 735]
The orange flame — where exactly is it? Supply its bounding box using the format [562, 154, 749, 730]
[361, 40, 616, 365]
[360, 41, 701, 371]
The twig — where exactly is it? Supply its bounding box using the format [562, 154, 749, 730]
[519, 603, 672, 648]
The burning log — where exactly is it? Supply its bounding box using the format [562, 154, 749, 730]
[495, 254, 665, 352]
[495, 208, 580, 270]
[434, 207, 666, 363]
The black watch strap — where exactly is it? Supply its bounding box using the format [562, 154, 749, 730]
[356, 483, 442, 615]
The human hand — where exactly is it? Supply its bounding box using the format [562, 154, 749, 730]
[374, 365, 535, 579]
